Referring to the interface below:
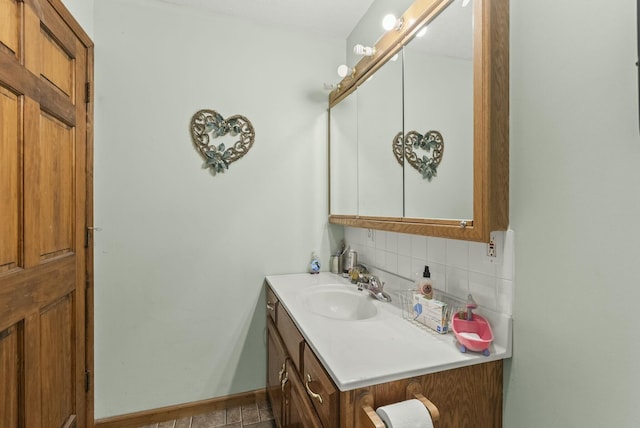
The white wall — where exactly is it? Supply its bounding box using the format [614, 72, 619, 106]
[61, 0, 94, 39]
[93, 0, 344, 417]
[506, 0, 640, 426]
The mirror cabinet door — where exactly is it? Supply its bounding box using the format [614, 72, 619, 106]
[356, 55, 403, 218]
[329, 92, 358, 215]
[327, 0, 508, 241]
[402, 0, 474, 220]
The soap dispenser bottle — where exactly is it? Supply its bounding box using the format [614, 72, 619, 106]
[417, 265, 433, 299]
[309, 252, 321, 274]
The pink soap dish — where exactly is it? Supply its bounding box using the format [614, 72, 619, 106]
[451, 312, 494, 356]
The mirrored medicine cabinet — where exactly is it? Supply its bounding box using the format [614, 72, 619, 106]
[328, 0, 509, 242]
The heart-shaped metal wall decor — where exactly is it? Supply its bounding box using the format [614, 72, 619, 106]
[393, 130, 444, 181]
[190, 109, 255, 175]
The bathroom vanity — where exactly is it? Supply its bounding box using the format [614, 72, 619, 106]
[265, 273, 511, 428]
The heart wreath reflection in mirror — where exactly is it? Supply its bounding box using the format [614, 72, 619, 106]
[190, 109, 255, 175]
[392, 130, 444, 181]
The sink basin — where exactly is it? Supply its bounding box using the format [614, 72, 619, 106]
[300, 285, 378, 321]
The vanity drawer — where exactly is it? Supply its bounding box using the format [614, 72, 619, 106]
[303, 344, 339, 428]
[266, 286, 278, 323]
[277, 305, 304, 371]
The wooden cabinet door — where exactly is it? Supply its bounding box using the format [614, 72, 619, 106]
[286, 360, 323, 428]
[0, 0, 94, 427]
[267, 319, 287, 428]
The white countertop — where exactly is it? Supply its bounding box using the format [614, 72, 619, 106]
[266, 272, 512, 392]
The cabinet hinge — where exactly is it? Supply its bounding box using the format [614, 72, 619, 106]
[85, 370, 91, 393]
[85, 82, 91, 103]
[85, 226, 101, 248]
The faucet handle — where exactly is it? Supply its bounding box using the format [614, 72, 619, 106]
[369, 276, 384, 290]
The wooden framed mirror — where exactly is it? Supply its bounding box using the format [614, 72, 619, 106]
[328, 0, 508, 242]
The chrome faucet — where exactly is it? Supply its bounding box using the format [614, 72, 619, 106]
[357, 275, 392, 302]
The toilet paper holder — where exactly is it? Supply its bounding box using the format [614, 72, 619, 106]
[355, 382, 440, 428]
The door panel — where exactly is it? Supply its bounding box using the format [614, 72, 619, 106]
[30, 109, 74, 260]
[41, 295, 75, 428]
[0, 0, 19, 56]
[41, 28, 73, 97]
[0, 0, 93, 427]
[0, 324, 21, 428]
[0, 85, 20, 273]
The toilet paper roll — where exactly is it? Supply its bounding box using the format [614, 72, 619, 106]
[375, 399, 434, 428]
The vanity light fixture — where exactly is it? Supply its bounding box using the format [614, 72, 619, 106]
[337, 64, 356, 78]
[382, 13, 404, 31]
[354, 44, 375, 57]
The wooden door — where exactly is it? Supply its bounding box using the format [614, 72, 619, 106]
[0, 0, 94, 427]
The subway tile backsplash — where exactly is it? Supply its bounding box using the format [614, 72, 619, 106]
[344, 228, 515, 316]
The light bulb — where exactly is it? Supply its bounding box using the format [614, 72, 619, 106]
[354, 44, 375, 56]
[382, 14, 397, 31]
[337, 65, 354, 78]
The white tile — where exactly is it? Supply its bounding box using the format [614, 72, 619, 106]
[427, 237, 446, 264]
[398, 255, 412, 279]
[386, 251, 398, 274]
[375, 249, 386, 270]
[397, 233, 412, 257]
[468, 241, 497, 276]
[385, 232, 398, 254]
[499, 229, 515, 280]
[428, 263, 446, 293]
[469, 272, 497, 311]
[445, 266, 469, 300]
[411, 235, 427, 260]
[445, 239, 469, 269]
[411, 258, 426, 282]
[345, 227, 359, 247]
[360, 246, 375, 266]
[375, 230, 386, 250]
[343, 229, 513, 319]
[497, 278, 513, 316]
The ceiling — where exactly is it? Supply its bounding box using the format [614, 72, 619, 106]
[153, 0, 376, 38]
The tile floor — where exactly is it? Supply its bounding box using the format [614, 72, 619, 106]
[139, 401, 275, 428]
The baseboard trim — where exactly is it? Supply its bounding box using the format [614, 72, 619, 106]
[94, 389, 268, 428]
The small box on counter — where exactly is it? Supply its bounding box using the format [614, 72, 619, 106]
[412, 294, 449, 334]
